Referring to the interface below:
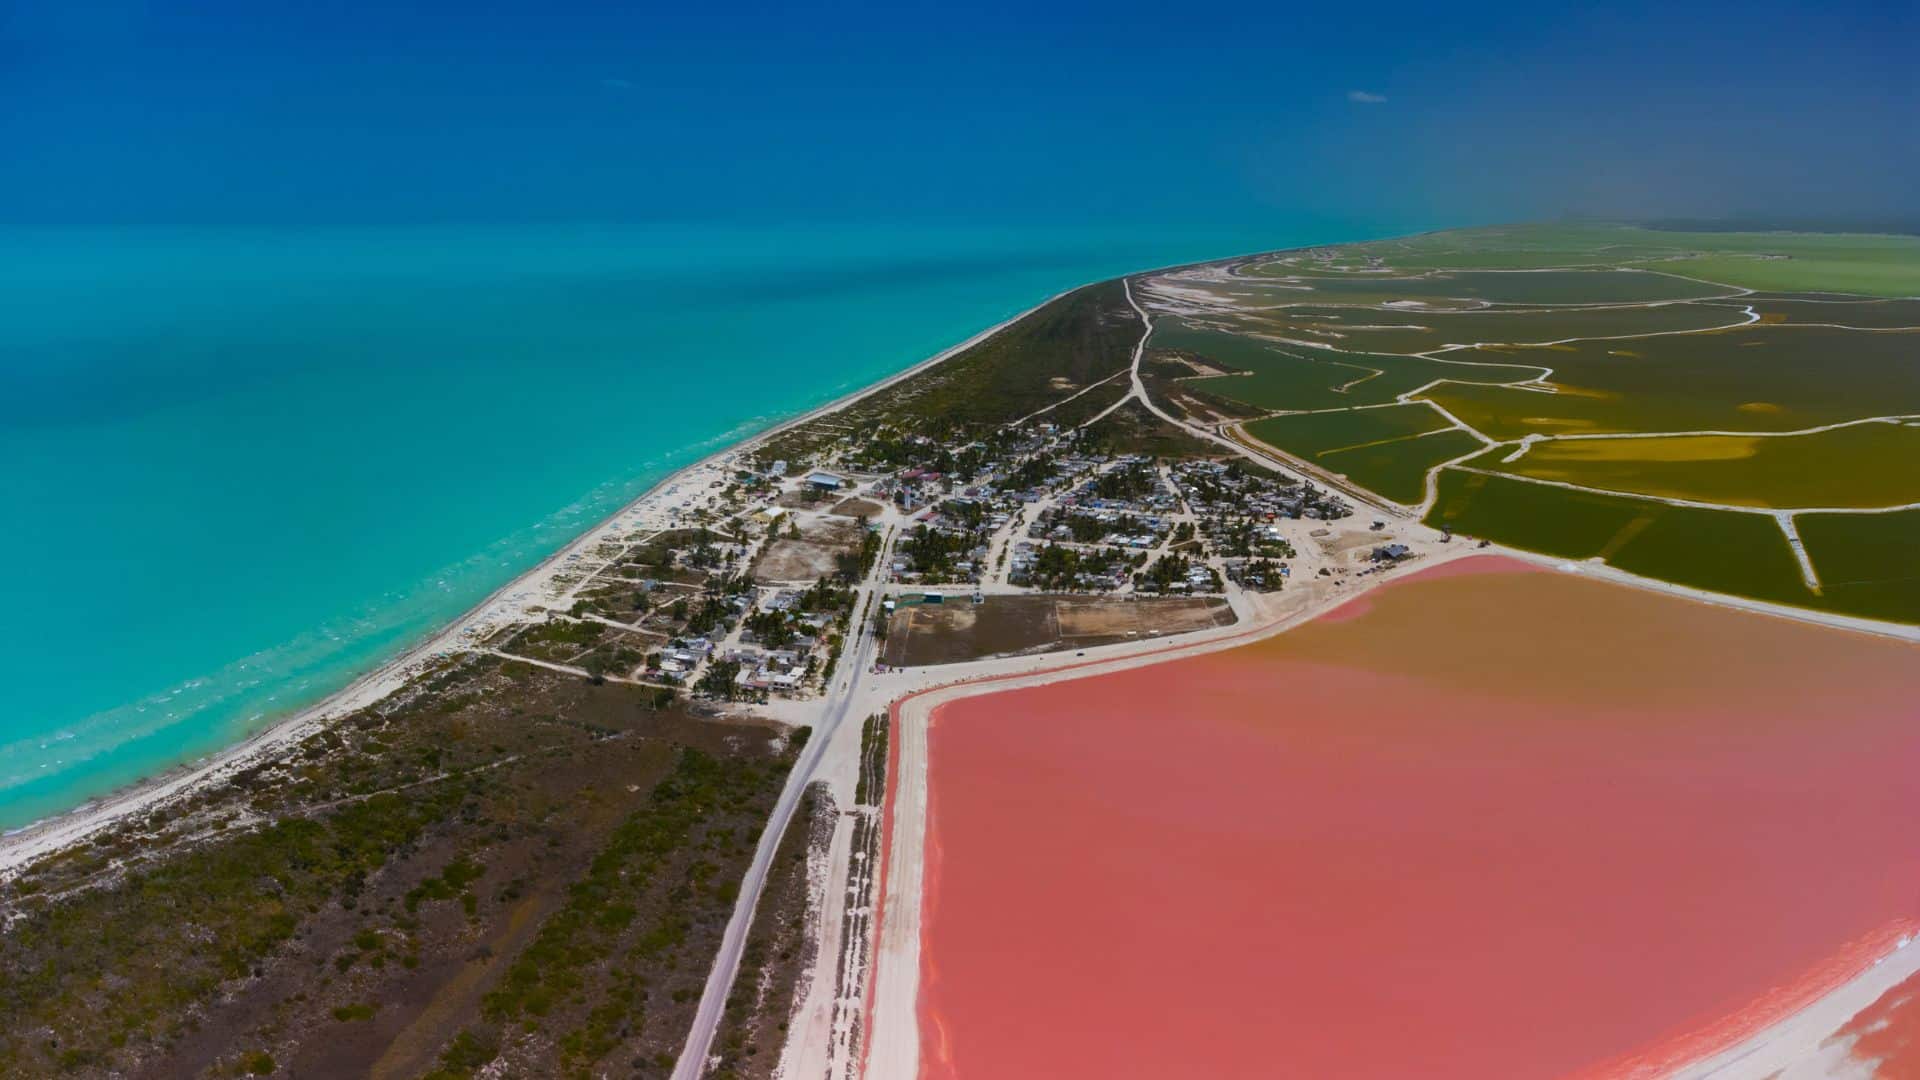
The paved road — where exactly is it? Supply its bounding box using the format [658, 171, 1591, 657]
[671, 526, 896, 1080]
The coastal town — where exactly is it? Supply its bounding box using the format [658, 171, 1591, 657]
[0, 262, 1457, 1080]
[5, 229, 1915, 1080]
[470, 395, 1370, 714]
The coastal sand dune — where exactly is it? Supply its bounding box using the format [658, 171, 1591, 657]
[914, 557, 1920, 1078]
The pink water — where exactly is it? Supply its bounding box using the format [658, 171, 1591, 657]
[917, 557, 1920, 1078]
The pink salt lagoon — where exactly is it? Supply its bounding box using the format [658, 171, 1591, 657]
[914, 556, 1920, 1079]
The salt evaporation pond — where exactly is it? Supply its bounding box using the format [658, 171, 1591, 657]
[917, 557, 1920, 1078]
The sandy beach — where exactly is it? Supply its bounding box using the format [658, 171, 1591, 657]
[0, 285, 1076, 881]
[12, 246, 1918, 1079]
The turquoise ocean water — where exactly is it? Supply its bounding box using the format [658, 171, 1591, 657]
[0, 221, 1366, 829]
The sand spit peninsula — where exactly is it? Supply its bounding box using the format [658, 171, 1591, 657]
[2, 223, 1917, 1080]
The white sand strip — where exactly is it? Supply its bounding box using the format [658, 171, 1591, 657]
[0, 289, 1073, 880]
[1676, 937, 1920, 1079]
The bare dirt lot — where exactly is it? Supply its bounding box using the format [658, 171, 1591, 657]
[829, 497, 886, 519]
[883, 595, 1234, 667]
[755, 519, 863, 583]
[1056, 596, 1235, 638]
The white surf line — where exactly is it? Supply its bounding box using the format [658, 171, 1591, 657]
[0, 281, 1093, 879]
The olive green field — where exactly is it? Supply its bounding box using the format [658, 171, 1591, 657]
[1146, 222, 1919, 622]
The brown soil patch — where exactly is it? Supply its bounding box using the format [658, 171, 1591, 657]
[829, 498, 886, 519]
[756, 519, 862, 583]
[1056, 597, 1234, 638]
[883, 595, 1234, 667]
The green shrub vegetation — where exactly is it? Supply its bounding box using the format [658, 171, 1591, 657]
[482, 747, 787, 1071]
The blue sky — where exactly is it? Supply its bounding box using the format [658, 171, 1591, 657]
[3, 0, 1913, 227]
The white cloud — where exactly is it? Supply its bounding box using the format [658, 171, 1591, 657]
[1347, 90, 1388, 104]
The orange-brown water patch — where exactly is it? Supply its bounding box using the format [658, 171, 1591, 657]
[1531, 435, 1761, 464]
[917, 556, 1920, 1079]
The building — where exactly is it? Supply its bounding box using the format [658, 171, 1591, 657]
[806, 470, 846, 491]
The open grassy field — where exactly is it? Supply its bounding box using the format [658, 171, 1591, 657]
[1292, 223, 1920, 296]
[1313, 428, 1486, 504]
[1424, 470, 1818, 607]
[1297, 224, 1709, 270]
[1241, 403, 1449, 450]
[1423, 469, 1920, 622]
[1144, 222, 1919, 624]
[1651, 248, 1920, 296]
[1241, 266, 1735, 305]
[1243, 405, 1480, 504]
[1796, 509, 1920, 625]
[1421, 325, 1920, 438]
[1492, 420, 1920, 509]
[1237, 301, 1747, 354]
[1723, 295, 1920, 328]
[1160, 322, 1539, 412]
